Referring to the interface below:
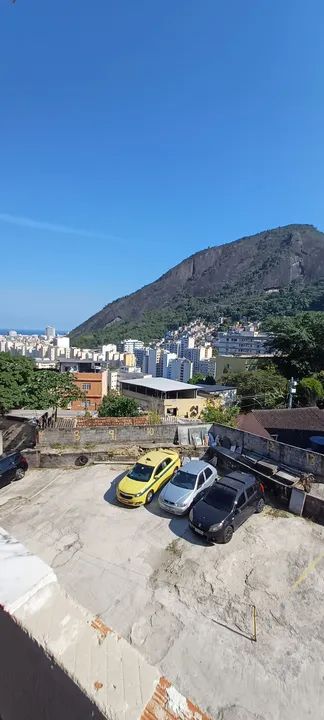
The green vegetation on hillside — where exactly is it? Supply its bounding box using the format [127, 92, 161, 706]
[71, 281, 324, 348]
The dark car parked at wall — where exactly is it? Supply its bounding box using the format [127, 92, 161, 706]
[0, 452, 28, 485]
[189, 470, 265, 543]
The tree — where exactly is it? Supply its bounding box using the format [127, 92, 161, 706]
[297, 376, 324, 407]
[200, 401, 239, 426]
[267, 312, 324, 377]
[98, 391, 139, 417]
[0, 353, 83, 414]
[221, 368, 287, 410]
[205, 375, 216, 385]
[189, 374, 205, 385]
[25, 370, 84, 410]
[0, 353, 35, 414]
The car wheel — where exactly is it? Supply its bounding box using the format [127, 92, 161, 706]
[146, 490, 154, 504]
[222, 525, 234, 543]
[256, 498, 265, 513]
[14, 468, 25, 481]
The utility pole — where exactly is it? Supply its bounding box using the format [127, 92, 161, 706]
[288, 377, 297, 408]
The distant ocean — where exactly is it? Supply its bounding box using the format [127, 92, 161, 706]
[0, 329, 68, 336]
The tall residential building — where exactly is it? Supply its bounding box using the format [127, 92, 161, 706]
[184, 347, 205, 372]
[53, 336, 70, 349]
[142, 348, 158, 376]
[46, 326, 56, 340]
[164, 340, 182, 356]
[197, 358, 217, 379]
[157, 350, 177, 378]
[122, 352, 136, 367]
[180, 335, 195, 355]
[215, 330, 271, 356]
[102, 343, 117, 359]
[123, 339, 144, 353]
[168, 358, 193, 383]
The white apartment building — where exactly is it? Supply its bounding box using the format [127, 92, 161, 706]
[215, 330, 271, 356]
[102, 344, 117, 360]
[46, 326, 56, 340]
[123, 339, 144, 353]
[156, 350, 177, 378]
[168, 358, 193, 383]
[53, 336, 70, 349]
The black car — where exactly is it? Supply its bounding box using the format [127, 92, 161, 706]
[0, 452, 28, 485]
[189, 470, 265, 543]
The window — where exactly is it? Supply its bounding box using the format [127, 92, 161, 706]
[204, 467, 213, 480]
[128, 464, 153, 482]
[236, 493, 246, 508]
[82, 383, 91, 390]
[246, 486, 255, 499]
[197, 472, 205, 488]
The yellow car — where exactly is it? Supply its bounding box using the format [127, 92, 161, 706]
[116, 449, 181, 507]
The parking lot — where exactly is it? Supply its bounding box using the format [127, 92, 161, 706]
[1, 464, 324, 720]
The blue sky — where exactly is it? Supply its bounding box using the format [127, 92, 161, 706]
[1, 0, 324, 329]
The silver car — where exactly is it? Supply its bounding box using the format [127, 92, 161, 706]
[158, 460, 218, 515]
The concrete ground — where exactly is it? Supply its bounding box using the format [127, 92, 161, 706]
[0, 465, 323, 720]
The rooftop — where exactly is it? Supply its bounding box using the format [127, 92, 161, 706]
[253, 407, 324, 431]
[0, 464, 323, 719]
[120, 377, 199, 392]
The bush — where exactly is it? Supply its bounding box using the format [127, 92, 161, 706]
[98, 392, 139, 417]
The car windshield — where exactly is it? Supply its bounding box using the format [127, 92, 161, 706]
[171, 470, 196, 490]
[128, 463, 153, 482]
[204, 486, 236, 511]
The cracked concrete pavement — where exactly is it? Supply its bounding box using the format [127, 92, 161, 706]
[0, 465, 323, 720]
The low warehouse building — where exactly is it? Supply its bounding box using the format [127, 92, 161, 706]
[119, 377, 209, 418]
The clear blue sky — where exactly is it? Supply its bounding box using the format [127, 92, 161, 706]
[1, 0, 324, 329]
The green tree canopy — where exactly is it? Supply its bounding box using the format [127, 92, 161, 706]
[267, 312, 324, 378]
[221, 368, 288, 411]
[297, 376, 324, 407]
[0, 353, 83, 414]
[200, 401, 239, 426]
[98, 391, 139, 417]
[25, 370, 84, 410]
[0, 353, 36, 414]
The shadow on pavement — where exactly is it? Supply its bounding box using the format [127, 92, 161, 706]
[144, 493, 208, 546]
[103, 470, 128, 507]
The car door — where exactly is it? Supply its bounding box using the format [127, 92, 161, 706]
[233, 491, 250, 528]
[194, 470, 207, 502]
[0, 456, 15, 485]
[245, 484, 258, 512]
[203, 466, 215, 490]
[153, 459, 171, 491]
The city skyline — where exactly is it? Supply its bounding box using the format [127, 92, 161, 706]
[1, 1, 324, 326]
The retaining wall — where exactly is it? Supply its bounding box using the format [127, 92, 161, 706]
[211, 423, 324, 478]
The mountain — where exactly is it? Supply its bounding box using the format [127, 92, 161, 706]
[71, 224, 324, 344]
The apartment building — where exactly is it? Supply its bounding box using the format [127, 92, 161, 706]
[215, 330, 271, 356]
[70, 371, 107, 411]
[168, 357, 193, 383]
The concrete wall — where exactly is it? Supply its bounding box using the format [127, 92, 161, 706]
[211, 423, 324, 478]
[0, 528, 211, 720]
[0, 608, 107, 720]
[38, 423, 179, 448]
